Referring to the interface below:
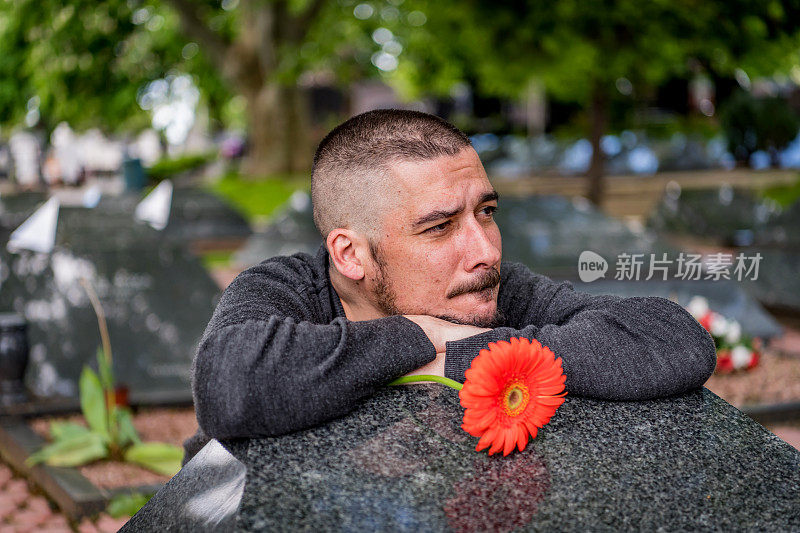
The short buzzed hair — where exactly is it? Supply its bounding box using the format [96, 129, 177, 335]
[311, 109, 472, 240]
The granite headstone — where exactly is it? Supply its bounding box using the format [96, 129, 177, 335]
[125, 385, 800, 531]
[0, 197, 219, 405]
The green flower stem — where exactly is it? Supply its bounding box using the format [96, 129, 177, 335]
[388, 375, 463, 390]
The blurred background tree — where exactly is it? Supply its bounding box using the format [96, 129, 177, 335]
[2, 0, 800, 192]
[381, 0, 800, 204]
[0, 0, 348, 176]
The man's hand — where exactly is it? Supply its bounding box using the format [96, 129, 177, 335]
[405, 315, 491, 353]
[402, 315, 490, 379]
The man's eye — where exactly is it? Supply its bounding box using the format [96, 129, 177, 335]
[481, 205, 498, 217]
[426, 221, 450, 233]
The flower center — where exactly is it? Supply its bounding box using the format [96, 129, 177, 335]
[502, 381, 530, 417]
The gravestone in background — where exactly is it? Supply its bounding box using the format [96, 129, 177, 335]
[0, 196, 220, 406]
[495, 195, 675, 279]
[97, 188, 252, 244]
[0, 192, 48, 242]
[234, 193, 673, 279]
[647, 186, 781, 247]
[234, 192, 321, 267]
[576, 279, 783, 340]
[647, 186, 800, 313]
[740, 249, 800, 313]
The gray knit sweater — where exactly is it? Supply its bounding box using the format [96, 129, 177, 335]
[187, 244, 716, 456]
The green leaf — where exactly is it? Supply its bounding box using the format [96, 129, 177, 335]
[115, 408, 141, 448]
[49, 421, 90, 441]
[26, 432, 108, 467]
[106, 492, 153, 518]
[80, 366, 109, 440]
[124, 442, 184, 477]
[96, 347, 114, 392]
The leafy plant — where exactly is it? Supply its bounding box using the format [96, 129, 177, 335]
[106, 492, 153, 518]
[27, 280, 183, 477]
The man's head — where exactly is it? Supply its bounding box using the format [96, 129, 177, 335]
[312, 109, 503, 327]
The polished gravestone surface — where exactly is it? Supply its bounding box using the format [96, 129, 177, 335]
[97, 188, 252, 243]
[0, 200, 219, 404]
[126, 385, 800, 532]
[234, 192, 321, 268]
[575, 279, 783, 340]
[648, 187, 781, 247]
[235, 194, 672, 280]
[496, 196, 674, 279]
[0, 192, 48, 241]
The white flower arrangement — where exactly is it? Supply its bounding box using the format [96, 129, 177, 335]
[685, 296, 760, 374]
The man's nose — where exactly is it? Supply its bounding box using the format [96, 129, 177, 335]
[462, 218, 501, 271]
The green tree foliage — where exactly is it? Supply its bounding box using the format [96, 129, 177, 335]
[0, 0, 215, 133]
[379, 0, 800, 203]
[720, 90, 800, 164]
[0, 0, 344, 175]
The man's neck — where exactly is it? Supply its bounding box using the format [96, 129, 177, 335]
[329, 267, 381, 322]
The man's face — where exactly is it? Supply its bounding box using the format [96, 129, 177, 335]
[365, 147, 503, 327]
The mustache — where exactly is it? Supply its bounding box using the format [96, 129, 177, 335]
[447, 268, 501, 299]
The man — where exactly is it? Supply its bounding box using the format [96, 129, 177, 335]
[185, 109, 716, 458]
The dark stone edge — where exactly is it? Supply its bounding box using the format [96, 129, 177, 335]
[0, 390, 193, 418]
[0, 418, 164, 520]
[742, 401, 800, 425]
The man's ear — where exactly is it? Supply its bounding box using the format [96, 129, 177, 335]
[327, 229, 367, 281]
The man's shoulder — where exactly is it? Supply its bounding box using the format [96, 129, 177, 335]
[498, 260, 574, 317]
[230, 244, 329, 292]
[499, 260, 541, 284]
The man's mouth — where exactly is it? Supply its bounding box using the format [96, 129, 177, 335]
[447, 268, 501, 299]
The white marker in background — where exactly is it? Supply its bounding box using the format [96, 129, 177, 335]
[135, 179, 173, 231]
[7, 197, 60, 254]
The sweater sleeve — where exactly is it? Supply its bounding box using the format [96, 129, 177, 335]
[192, 259, 436, 439]
[443, 262, 717, 400]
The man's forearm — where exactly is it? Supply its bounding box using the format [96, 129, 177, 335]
[444, 296, 716, 400]
[193, 315, 436, 439]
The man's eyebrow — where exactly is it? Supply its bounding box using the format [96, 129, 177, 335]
[479, 190, 499, 205]
[412, 206, 463, 229]
[411, 189, 499, 230]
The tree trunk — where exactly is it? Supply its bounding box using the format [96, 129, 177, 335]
[241, 83, 312, 177]
[586, 83, 608, 206]
[168, 0, 321, 178]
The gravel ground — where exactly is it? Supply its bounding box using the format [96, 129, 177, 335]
[30, 408, 198, 490]
[705, 349, 800, 407]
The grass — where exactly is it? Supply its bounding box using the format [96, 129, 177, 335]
[200, 250, 236, 270]
[207, 171, 308, 223]
[759, 174, 800, 208]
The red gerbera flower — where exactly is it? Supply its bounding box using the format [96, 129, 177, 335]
[459, 337, 567, 456]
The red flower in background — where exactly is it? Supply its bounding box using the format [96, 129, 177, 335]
[716, 350, 734, 374]
[698, 311, 713, 332]
[747, 351, 760, 370]
[459, 337, 567, 456]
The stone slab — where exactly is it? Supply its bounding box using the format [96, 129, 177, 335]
[128, 386, 800, 531]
